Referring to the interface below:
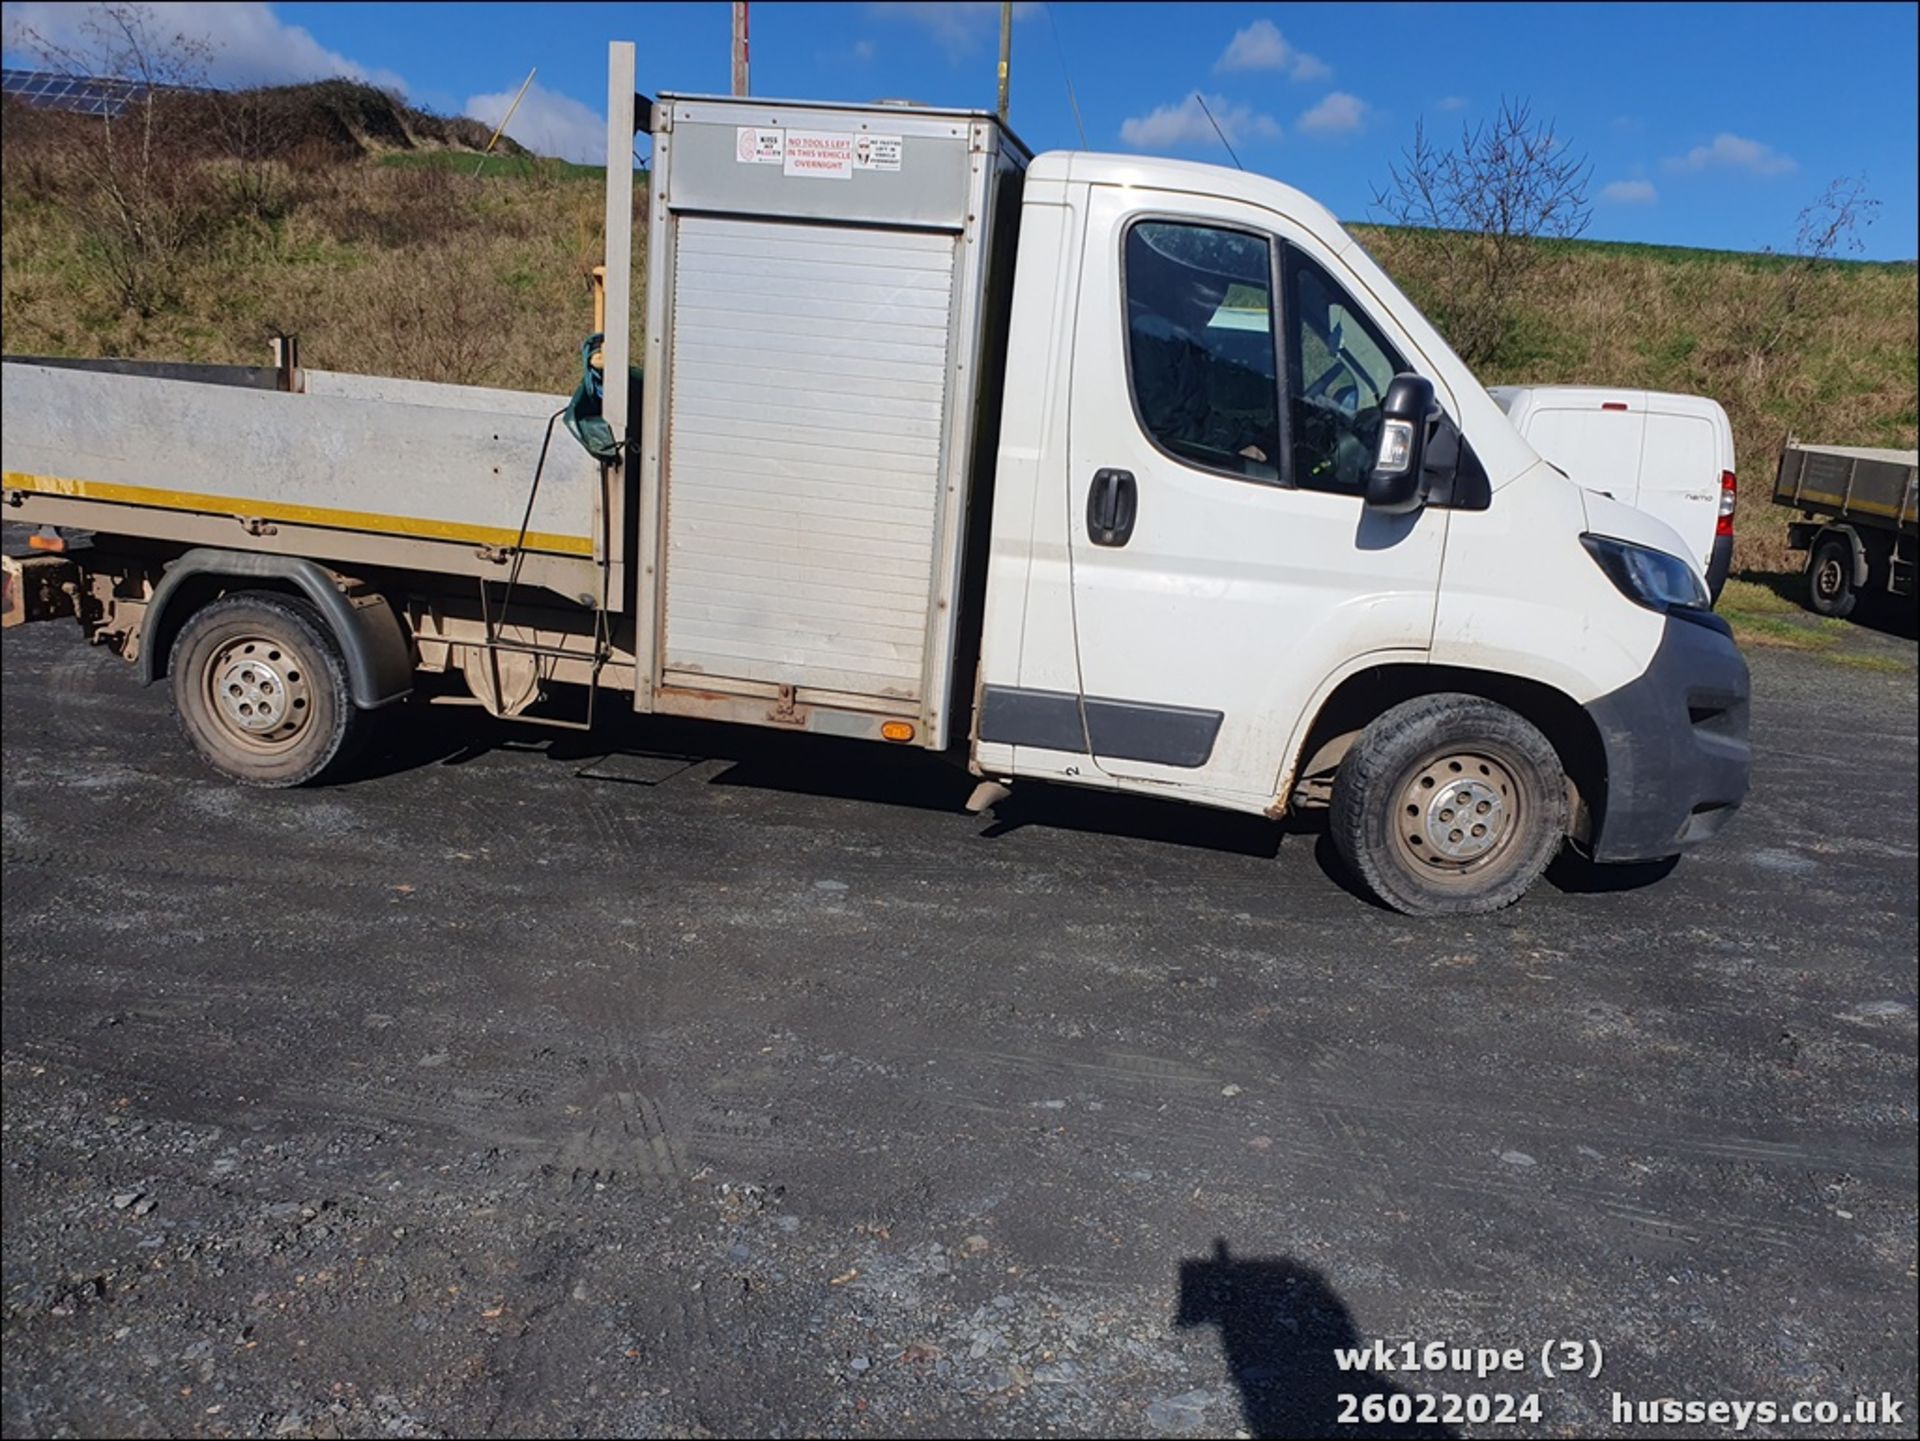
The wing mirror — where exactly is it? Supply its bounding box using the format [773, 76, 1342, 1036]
[1365, 373, 1438, 515]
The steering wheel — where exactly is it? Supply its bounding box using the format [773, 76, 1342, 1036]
[1304, 358, 1347, 401]
[1295, 394, 1383, 490]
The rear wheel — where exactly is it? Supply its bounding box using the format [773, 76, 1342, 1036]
[170, 593, 365, 787]
[1330, 694, 1568, 916]
[1807, 533, 1857, 618]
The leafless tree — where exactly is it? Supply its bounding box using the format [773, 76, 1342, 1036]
[10, 2, 215, 316]
[1371, 98, 1592, 365]
[1749, 174, 1881, 361]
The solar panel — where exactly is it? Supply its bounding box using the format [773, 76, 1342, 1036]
[2, 67, 156, 118]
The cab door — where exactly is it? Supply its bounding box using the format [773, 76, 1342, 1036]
[1062, 184, 1448, 803]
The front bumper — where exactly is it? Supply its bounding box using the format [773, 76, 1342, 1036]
[1583, 611, 1752, 863]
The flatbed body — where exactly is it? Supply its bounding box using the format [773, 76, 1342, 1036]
[1773, 442, 1918, 534]
[4, 67, 1027, 751]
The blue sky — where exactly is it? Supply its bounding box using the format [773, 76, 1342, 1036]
[5, 2, 1915, 258]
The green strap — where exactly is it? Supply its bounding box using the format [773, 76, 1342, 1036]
[563, 333, 642, 464]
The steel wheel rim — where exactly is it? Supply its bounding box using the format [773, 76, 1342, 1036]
[1391, 749, 1524, 885]
[1815, 553, 1846, 601]
[204, 633, 313, 753]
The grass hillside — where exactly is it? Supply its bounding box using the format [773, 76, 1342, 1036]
[2, 96, 1913, 577]
[1352, 225, 1917, 572]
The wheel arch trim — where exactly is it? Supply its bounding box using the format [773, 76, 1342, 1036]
[1810, 523, 1871, 588]
[1280, 658, 1604, 838]
[139, 548, 412, 709]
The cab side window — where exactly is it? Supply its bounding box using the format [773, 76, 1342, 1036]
[1284, 250, 1406, 494]
[1123, 221, 1281, 482]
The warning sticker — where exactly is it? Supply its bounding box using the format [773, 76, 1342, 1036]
[854, 133, 903, 172]
[736, 126, 784, 164]
[783, 128, 855, 179]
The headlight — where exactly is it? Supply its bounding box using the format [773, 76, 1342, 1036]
[1580, 533, 1709, 613]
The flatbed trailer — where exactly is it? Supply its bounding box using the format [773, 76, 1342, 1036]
[1772, 439, 1918, 617]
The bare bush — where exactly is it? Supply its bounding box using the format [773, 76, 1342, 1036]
[203, 86, 298, 224]
[9, 2, 223, 317]
[328, 244, 526, 387]
[321, 163, 472, 250]
[1740, 174, 1882, 364]
[0, 96, 88, 202]
[1371, 98, 1592, 365]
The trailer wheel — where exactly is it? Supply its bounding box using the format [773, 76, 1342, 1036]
[1807, 533, 1857, 619]
[1330, 694, 1568, 917]
[170, 593, 367, 787]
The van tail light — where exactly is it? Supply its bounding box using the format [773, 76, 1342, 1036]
[1601, 402, 1630, 412]
[1716, 470, 1737, 537]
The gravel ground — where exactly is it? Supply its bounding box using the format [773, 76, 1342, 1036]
[2, 610, 1915, 1439]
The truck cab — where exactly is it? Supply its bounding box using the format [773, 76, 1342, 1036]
[972, 153, 1750, 911]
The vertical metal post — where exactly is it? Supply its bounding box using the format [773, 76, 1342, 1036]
[270, 333, 301, 393]
[601, 42, 636, 453]
[732, 2, 750, 97]
[996, 1, 1011, 122]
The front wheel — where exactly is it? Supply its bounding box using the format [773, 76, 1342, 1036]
[170, 592, 367, 787]
[1330, 694, 1569, 916]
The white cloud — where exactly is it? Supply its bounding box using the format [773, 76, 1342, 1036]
[853, 38, 876, 61]
[1214, 18, 1327, 81]
[465, 81, 604, 164]
[1119, 93, 1280, 152]
[1296, 91, 1370, 137]
[1435, 95, 1469, 112]
[1663, 132, 1797, 176]
[1290, 52, 1331, 83]
[1600, 179, 1658, 205]
[866, 2, 1034, 59]
[1, 0, 407, 91]
[1216, 18, 1287, 69]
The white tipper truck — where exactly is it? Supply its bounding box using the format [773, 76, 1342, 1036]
[0, 43, 1751, 916]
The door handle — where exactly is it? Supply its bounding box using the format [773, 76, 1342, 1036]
[1087, 468, 1137, 547]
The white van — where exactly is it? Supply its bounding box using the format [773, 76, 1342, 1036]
[1490, 387, 1737, 599]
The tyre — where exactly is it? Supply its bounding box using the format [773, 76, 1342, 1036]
[1330, 693, 1569, 917]
[170, 592, 366, 787]
[1806, 533, 1856, 619]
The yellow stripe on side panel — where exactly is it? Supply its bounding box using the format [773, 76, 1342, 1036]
[1786, 486, 1902, 522]
[3, 472, 595, 557]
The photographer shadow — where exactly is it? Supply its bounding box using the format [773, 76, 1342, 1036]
[1177, 1241, 1456, 1439]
